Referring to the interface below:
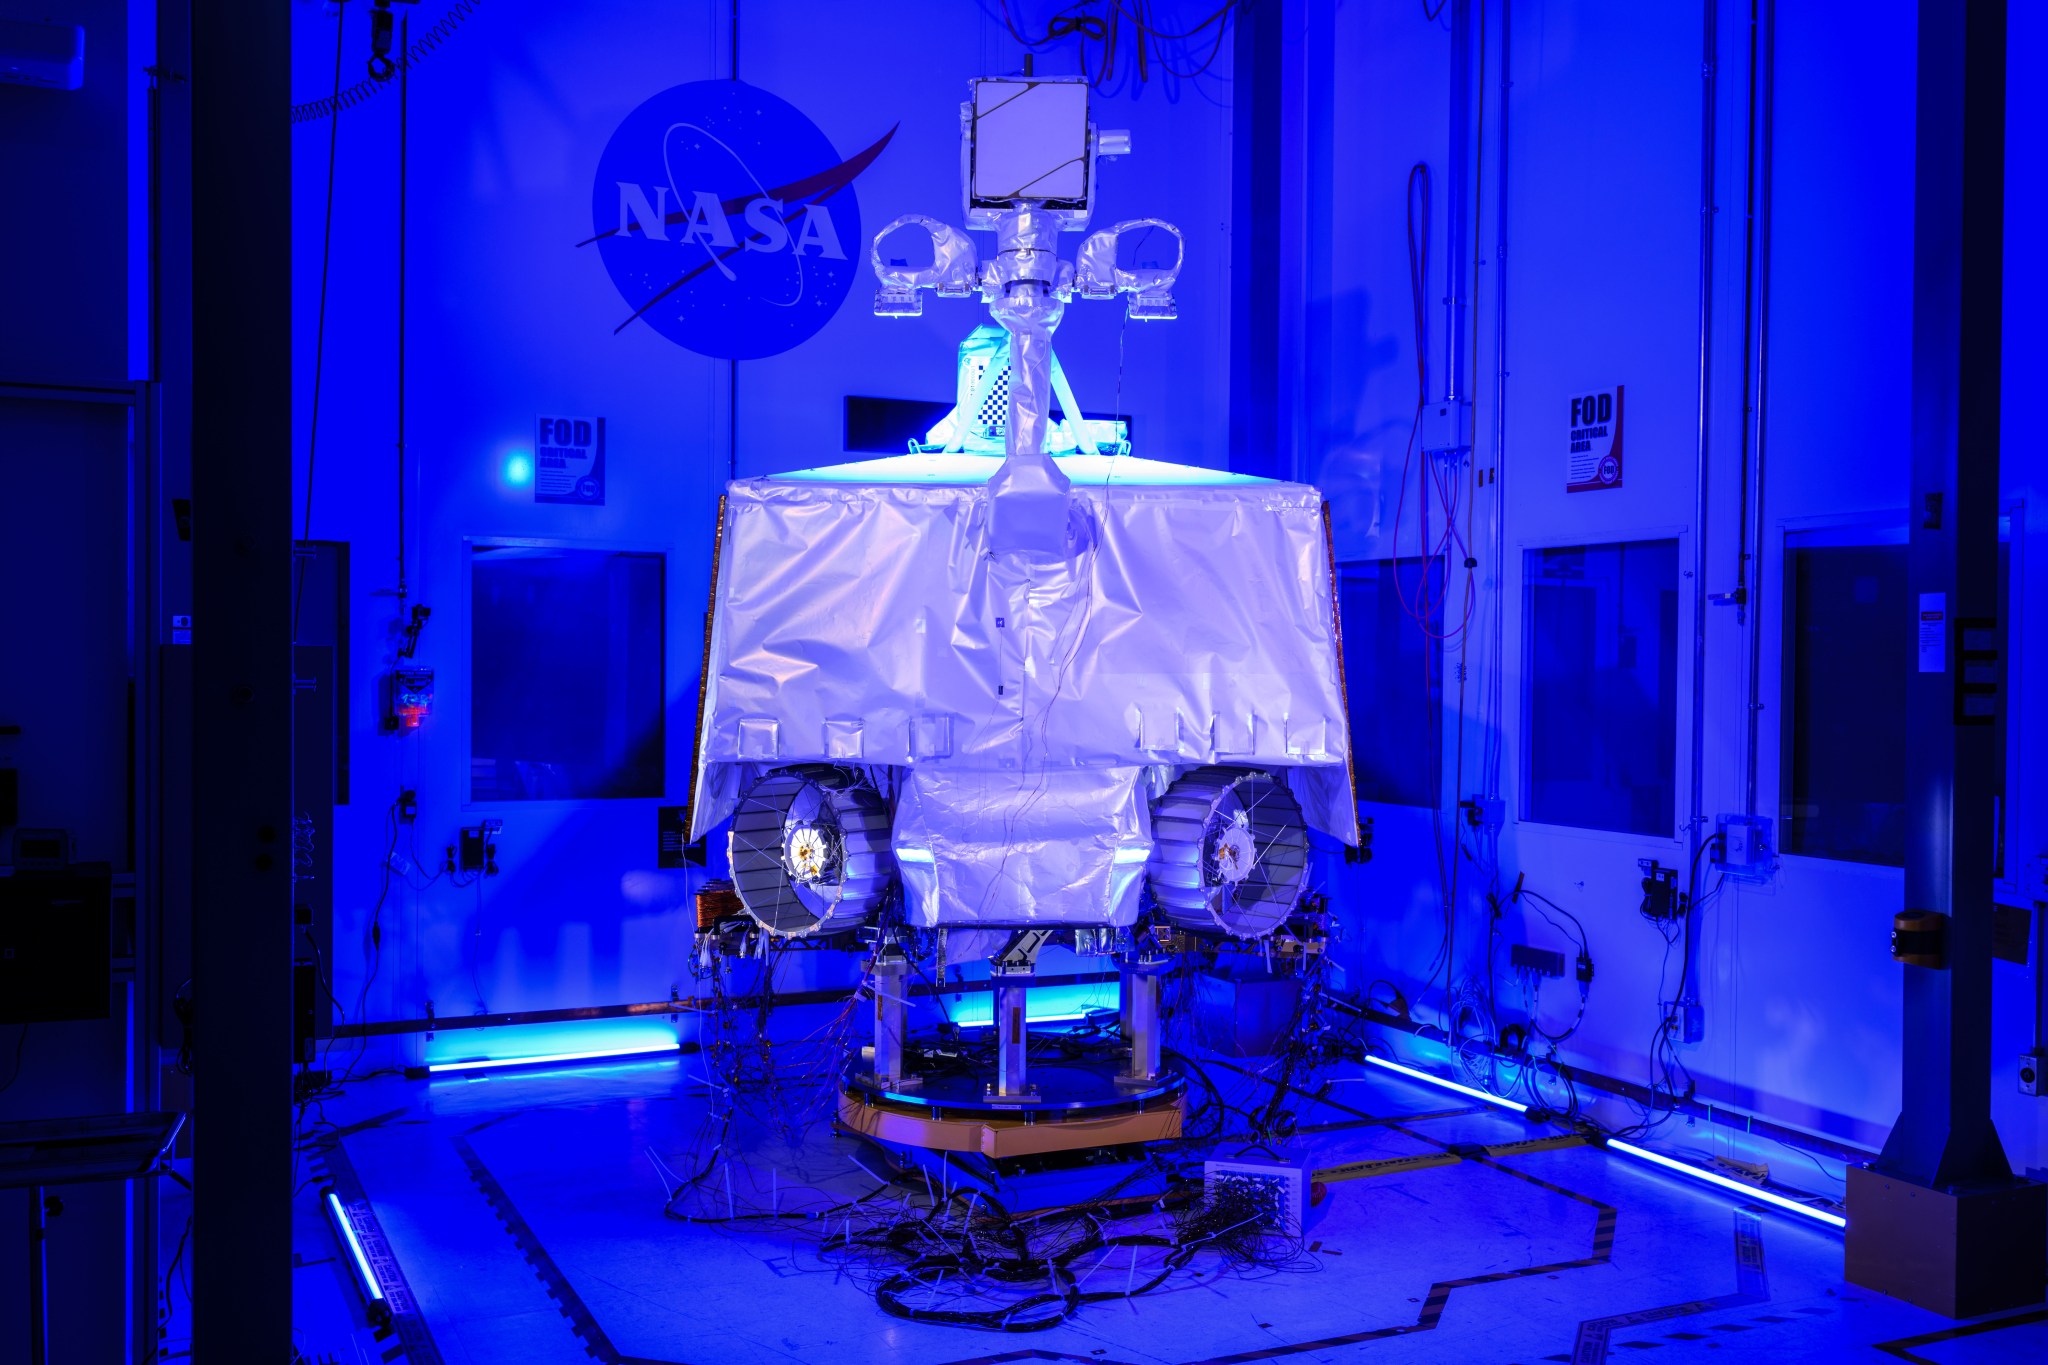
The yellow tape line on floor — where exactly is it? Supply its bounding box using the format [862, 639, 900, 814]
[1314, 1133, 1594, 1184]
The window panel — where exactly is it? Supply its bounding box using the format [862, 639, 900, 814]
[1338, 557, 1444, 808]
[470, 545, 666, 802]
[1780, 530, 1908, 864]
[1780, 519, 2013, 870]
[1522, 540, 1680, 836]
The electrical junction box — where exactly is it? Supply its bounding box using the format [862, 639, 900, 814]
[1203, 1156, 1310, 1236]
[1422, 399, 1472, 457]
[1713, 814, 1776, 881]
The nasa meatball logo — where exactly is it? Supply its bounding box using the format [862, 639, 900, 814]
[584, 81, 895, 360]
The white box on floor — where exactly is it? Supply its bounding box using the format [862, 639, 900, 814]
[1203, 1155, 1311, 1237]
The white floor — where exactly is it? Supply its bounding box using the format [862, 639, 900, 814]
[289, 1050, 2048, 1365]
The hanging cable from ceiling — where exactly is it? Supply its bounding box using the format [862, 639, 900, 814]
[292, 6, 349, 646]
[291, 0, 485, 124]
[992, 1, 1243, 90]
[396, 8, 409, 601]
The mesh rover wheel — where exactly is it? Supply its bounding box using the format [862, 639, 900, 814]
[728, 765, 895, 936]
[1146, 766, 1310, 938]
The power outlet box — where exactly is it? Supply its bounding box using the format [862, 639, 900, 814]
[1662, 999, 1705, 1044]
[1712, 1155, 1770, 1184]
[1463, 795, 1506, 829]
[458, 819, 503, 874]
[1639, 859, 1684, 920]
[1713, 814, 1776, 880]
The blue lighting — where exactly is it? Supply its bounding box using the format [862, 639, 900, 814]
[503, 450, 534, 486]
[423, 1018, 682, 1074]
[1364, 1054, 1530, 1115]
[427, 1043, 680, 1075]
[1361, 1054, 1846, 1231]
[1606, 1139, 1848, 1230]
[940, 980, 1118, 1028]
[766, 452, 1272, 487]
[325, 1190, 386, 1304]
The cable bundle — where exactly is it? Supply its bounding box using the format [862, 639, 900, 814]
[994, 1, 1241, 92]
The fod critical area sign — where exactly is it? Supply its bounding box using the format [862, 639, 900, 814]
[1566, 385, 1624, 492]
[536, 416, 605, 505]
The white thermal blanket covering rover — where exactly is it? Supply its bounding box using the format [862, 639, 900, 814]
[689, 453, 1357, 930]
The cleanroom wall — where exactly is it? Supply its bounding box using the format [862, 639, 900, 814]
[1313, 0, 2047, 1177]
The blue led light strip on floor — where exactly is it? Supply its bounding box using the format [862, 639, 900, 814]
[325, 1189, 386, 1306]
[1362, 1054, 1846, 1230]
[1606, 1138, 1848, 1230]
[1365, 1054, 1529, 1114]
[426, 1043, 680, 1076]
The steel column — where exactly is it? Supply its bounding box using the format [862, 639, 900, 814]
[188, 0, 293, 1356]
[1877, 0, 2010, 1193]
[1846, 0, 2043, 1323]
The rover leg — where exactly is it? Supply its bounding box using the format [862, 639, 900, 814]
[1119, 957, 1167, 1085]
[993, 972, 1033, 1097]
[871, 948, 916, 1088]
